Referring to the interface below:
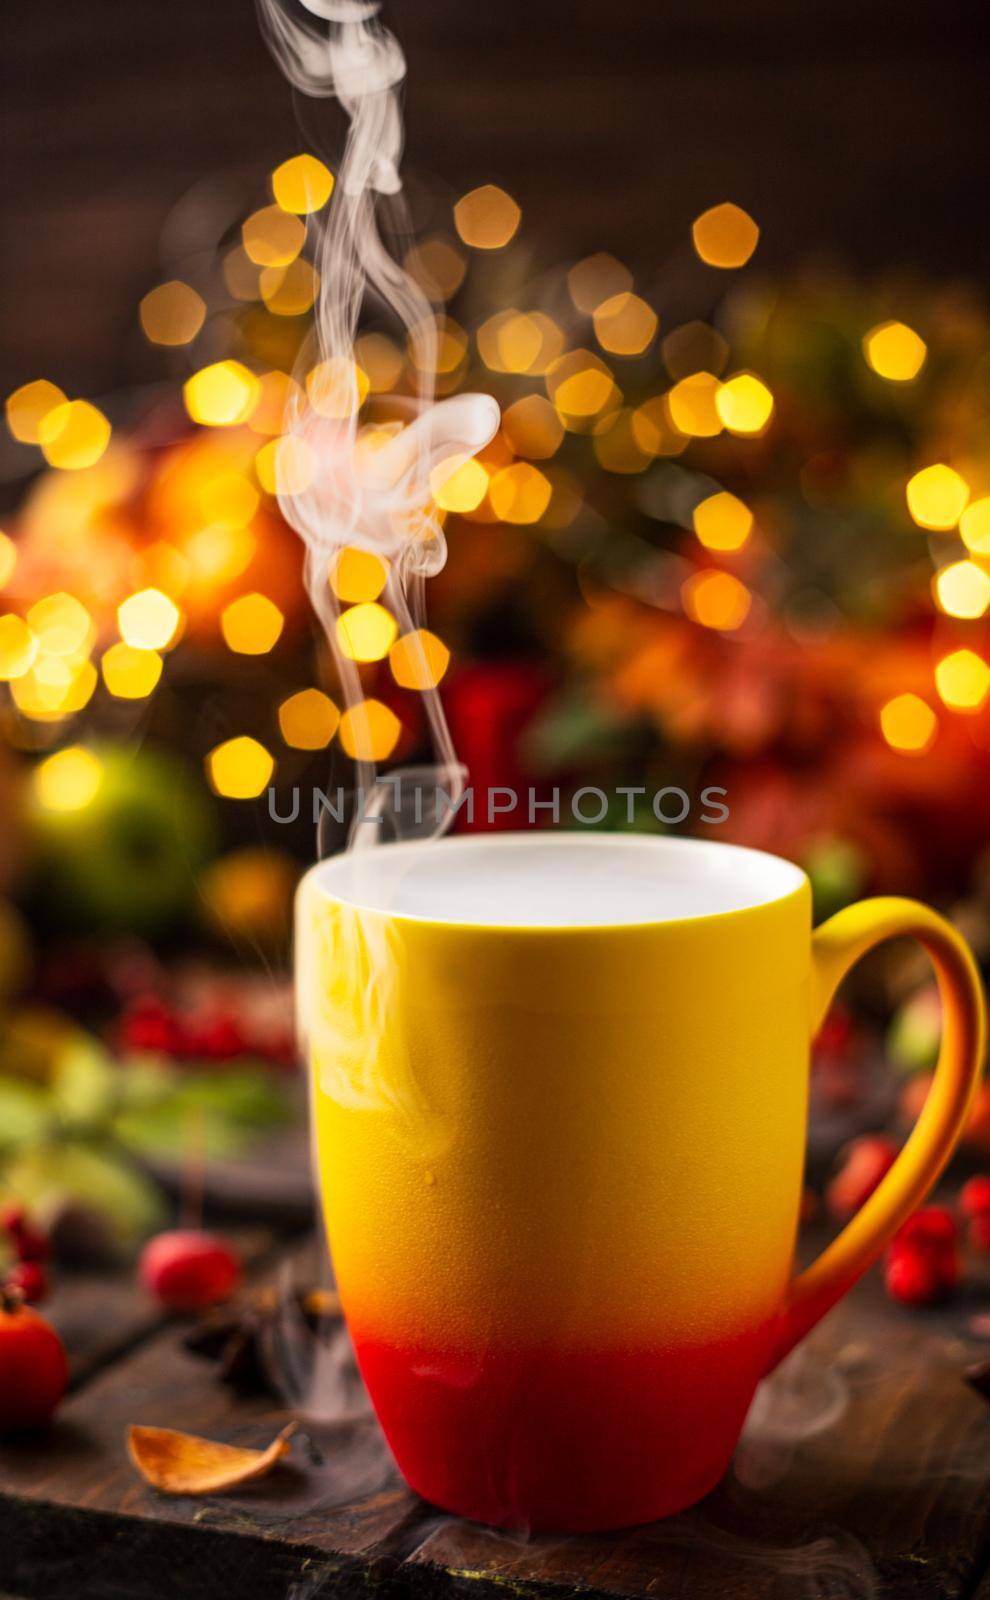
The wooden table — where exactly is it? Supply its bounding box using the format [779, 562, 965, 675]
[1, 1227, 988, 1600]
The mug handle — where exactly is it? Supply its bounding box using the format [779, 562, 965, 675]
[766, 896, 986, 1372]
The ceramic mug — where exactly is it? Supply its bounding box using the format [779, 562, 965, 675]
[297, 833, 985, 1532]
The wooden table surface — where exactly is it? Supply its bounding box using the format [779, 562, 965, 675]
[1, 1225, 988, 1600]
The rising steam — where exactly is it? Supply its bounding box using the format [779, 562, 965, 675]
[256, 0, 499, 851]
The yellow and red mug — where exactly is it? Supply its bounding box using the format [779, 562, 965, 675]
[297, 834, 985, 1532]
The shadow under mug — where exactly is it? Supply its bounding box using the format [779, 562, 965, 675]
[297, 834, 985, 1533]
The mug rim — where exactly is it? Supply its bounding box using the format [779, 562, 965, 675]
[300, 830, 809, 933]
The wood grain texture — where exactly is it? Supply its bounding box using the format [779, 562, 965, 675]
[1, 1228, 987, 1600]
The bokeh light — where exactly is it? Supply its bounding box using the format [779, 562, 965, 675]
[0, 533, 17, 589]
[0, 615, 38, 680]
[139, 281, 206, 346]
[5, 379, 67, 444]
[199, 472, 259, 530]
[693, 491, 754, 551]
[220, 593, 285, 654]
[453, 185, 521, 250]
[691, 203, 760, 269]
[880, 693, 937, 753]
[306, 357, 369, 418]
[26, 592, 92, 656]
[430, 454, 489, 512]
[666, 372, 723, 437]
[278, 688, 340, 749]
[101, 642, 164, 699]
[329, 548, 389, 603]
[389, 628, 450, 690]
[631, 397, 687, 457]
[32, 746, 103, 812]
[934, 648, 990, 712]
[207, 736, 275, 799]
[683, 569, 752, 630]
[248, 370, 303, 435]
[404, 236, 466, 302]
[863, 321, 927, 382]
[960, 497, 990, 555]
[271, 153, 334, 214]
[592, 409, 652, 474]
[567, 254, 632, 315]
[906, 464, 969, 530]
[338, 698, 402, 761]
[118, 588, 181, 650]
[592, 293, 658, 357]
[39, 401, 112, 469]
[501, 395, 564, 459]
[716, 373, 774, 435]
[260, 259, 319, 317]
[242, 205, 306, 268]
[183, 362, 260, 427]
[933, 560, 990, 619]
[255, 435, 317, 496]
[336, 601, 398, 662]
[489, 462, 553, 523]
[354, 333, 404, 393]
[12, 656, 97, 720]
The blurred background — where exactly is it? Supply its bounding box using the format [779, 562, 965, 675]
[0, 0, 988, 1255]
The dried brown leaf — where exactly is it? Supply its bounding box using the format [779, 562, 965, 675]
[127, 1421, 296, 1495]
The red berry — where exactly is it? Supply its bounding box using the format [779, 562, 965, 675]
[885, 1207, 960, 1306]
[138, 1230, 242, 1312]
[826, 1135, 899, 1220]
[0, 1297, 68, 1431]
[885, 1248, 945, 1306]
[897, 1205, 958, 1250]
[186, 1015, 246, 1062]
[6, 1261, 48, 1303]
[959, 1175, 990, 1220]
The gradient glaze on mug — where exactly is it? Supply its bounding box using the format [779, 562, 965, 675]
[299, 836, 811, 1530]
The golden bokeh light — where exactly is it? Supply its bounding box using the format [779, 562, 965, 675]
[223, 246, 263, 302]
[716, 373, 775, 435]
[306, 357, 369, 418]
[259, 258, 319, 317]
[183, 362, 260, 427]
[693, 491, 754, 551]
[199, 472, 259, 530]
[430, 454, 489, 513]
[409, 317, 468, 376]
[691, 203, 760, 269]
[880, 692, 937, 753]
[139, 281, 207, 346]
[934, 648, 990, 712]
[933, 560, 990, 619]
[248, 369, 302, 435]
[0, 615, 38, 680]
[11, 656, 97, 720]
[32, 746, 103, 812]
[477, 310, 545, 375]
[906, 464, 969, 531]
[547, 350, 618, 424]
[862, 321, 927, 382]
[631, 397, 688, 458]
[184, 526, 255, 584]
[0, 532, 17, 589]
[271, 153, 334, 215]
[501, 395, 564, 459]
[960, 497, 990, 556]
[567, 253, 633, 315]
[453, 184, 521, 250]
[207, 736, 275, 799]
[338, 698, 402, 761]
[242, 205, 306, 268]
[683, 569, 752, 631]
[101, 642, 164, 699]
[220, 593, 285, 655]
[255, 435, 317, 496]
[278, 688, 340, 750]
[5, 379, 67, 444]
[592, 409, 652, 474]
[353, 333, 404, 393]
[592, 293, 658, 357]
[389, 628, 450, 690]
[118, 588, 181, 650]
[336, 601, 398, 662]
[404, 236, 467, 302]
[666, 372, 723, 437]
[329, 547, 389, 603]
[26, 592, 92, 656]
[39, 401, 112, 469]
[489, 462, 553, 524]
[135, 541, 191, 598]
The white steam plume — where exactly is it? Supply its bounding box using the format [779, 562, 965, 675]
[256, 0, 499, 850]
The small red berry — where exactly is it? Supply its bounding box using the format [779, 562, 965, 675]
[959, 1175, 990, 1220]
[0, 1295, 68, 1431]
[897, 1205, 958, 1250]
[885, 1248, 944, 1306]
[6, 1261, 48, 1303]
[885, 1207, 960, 1306]
[138, 1230, 242, 1312]
[826, 1135, 899, 1220]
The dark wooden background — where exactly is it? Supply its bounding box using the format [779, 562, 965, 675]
[2, 0, 988, 400]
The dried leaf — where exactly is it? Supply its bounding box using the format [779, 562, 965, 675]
[127, 1421, 296, 1495]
